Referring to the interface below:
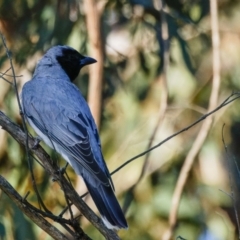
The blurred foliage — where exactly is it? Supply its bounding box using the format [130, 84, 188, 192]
[1, 0, 240, 239]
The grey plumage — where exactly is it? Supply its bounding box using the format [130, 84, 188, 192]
[21, 45, 128, 229]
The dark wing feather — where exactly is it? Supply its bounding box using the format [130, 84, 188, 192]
[23, 91, 111, 186]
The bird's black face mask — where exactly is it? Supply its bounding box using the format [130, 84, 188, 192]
[56, 48, 96, 82]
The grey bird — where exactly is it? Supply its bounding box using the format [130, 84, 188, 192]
[21, 45, 128, 230]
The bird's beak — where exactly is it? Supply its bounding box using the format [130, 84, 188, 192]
[80, 56, 97, 67]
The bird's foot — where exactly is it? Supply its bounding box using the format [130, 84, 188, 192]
[32, 136, 42, 149]
[52, 163, 69, 182]
[56, 163, 69, 175]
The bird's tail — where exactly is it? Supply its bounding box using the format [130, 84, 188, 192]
[84, 179, 128, 230]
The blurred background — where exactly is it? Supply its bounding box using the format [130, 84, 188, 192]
[0, 0, 240, 239]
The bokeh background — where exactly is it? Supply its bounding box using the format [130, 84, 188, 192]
[1, 0, 240, 239]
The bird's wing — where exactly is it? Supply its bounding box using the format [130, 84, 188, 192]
[22, 83, 111, 186]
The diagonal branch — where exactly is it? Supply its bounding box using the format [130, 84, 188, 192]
[0, 31, 120, 239]
[0, 94, 238, 238]
[112, 92, 240, 176]
[0, 175, 69, 240]
[0, 31, 51, 215]
[162, 0, 221, 239]
[0, 111, 120, 240]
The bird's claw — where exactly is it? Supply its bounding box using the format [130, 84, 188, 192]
[54, 163, 68, 176]
[32, 136, 42, 149]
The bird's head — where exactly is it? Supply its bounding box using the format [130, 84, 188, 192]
[37, 45, 97, 81]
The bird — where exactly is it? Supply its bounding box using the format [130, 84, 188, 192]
[21, 45, 128, 230]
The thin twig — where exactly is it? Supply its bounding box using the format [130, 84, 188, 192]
[0, 32, 52, 215]
[0, 92, 238, 238]
[162, 1, 221, 239]
[112, 92, 239, 176]
[0, 34, 79, 238]
[140, 0, 169, 186]
[0, 67, 13, 85]
[219, 189, 233, 199]
[122, 0, 169, 213]
[61, 171, 74, 220]
[0, 34, 23, 119]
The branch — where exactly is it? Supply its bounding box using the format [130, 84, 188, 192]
[0, 111, 120, 240]
[111, 92, 240, 176]
[0, 31, 51, 216]
[162, 0, 221, 238]
[0, 70, 238, 240]
[0, 31, 120, 239]
[84, 0, 105, 129]
[0, 175, 69, 240]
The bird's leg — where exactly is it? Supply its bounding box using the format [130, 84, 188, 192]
[54, 163, 69, 177]
[59, 163, 69, 175]
[32, 136, 42, 149]
[52, 163, 69, 182]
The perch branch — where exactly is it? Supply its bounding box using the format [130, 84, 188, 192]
[0, 175, 69, 240]
[0, 111, 120, 240]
